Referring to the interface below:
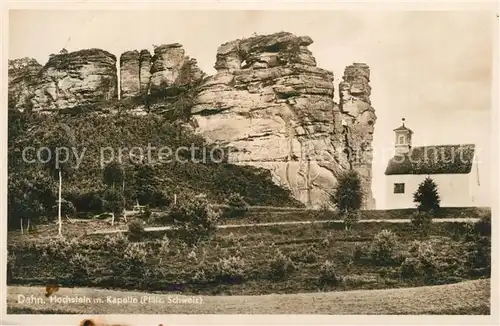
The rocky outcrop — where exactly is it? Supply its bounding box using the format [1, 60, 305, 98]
[339, 63, 377, 209]
[191, 32, 376, 208]
[149, 44, 205, 94]
[139, 50, 152, 93]
[119, 44, 205, 99]
[8, 58, 42, 110]
[28, 49, 118, 112]
[120, 51, 141, 98]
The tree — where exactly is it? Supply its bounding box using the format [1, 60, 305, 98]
[103, 161, 124, 191]
[331, 170, 364, 231]
[103, 188, 125, 226]
[413, 176, 440, 213]
[43, 123, 76, 236]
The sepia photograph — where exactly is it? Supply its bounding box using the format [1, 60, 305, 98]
[2, 4, 498, 323]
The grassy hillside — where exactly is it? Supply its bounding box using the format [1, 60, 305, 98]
[7, 110, 302, 229]
[8, 216, 491, 296]
[7, 279, 490, 314]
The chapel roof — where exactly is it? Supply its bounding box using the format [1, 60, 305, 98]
[384, 144, 476, 175]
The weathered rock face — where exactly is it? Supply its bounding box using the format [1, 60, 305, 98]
[119, 44, 205, 99]
[28, 49, 118, 112]
[120, 51, 141, 98]
[8, 58, 42, 110]
[139, 50, 152, 94]
[191, 32, 376, 208]
[339, 63, 377, 209]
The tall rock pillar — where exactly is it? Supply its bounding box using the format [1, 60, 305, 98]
[339, 63, 377, 209]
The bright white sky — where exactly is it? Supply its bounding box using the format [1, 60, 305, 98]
[9, 10, 495, 208]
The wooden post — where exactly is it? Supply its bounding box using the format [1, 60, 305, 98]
[174, 193, 177, 205]
[58, 169, 62, 236]
[20, 218, 23, 235]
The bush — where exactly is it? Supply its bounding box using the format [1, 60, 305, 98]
[169, 199, 220, 246]
[410, 211, 433, 236]
[103, 232, 130, 254]
[400, 256, 421, 279]
[474, 211, 491, 237]
[331, 170, 364, 213]
[290, 245, 318, 264]
[319, 260, 340, 285]
[122, 242, 149, 276]
[224, 192, 249, 218]
[269, 249, 296, 280]
[413, 176, 440, 213]
[352, 243, 369, 263]
[69, 253, 92, 280]
[43, 237, 78, 261]
[214, 256, 245, 283]
[370, 230, 398, 265]
[52, 199, 76, 217]
[466, 236, 491, 276]
[127, 219, 145, 241]
[399, 240, 439, 280]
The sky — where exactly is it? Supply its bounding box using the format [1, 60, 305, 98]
[9, 10, 495, 208]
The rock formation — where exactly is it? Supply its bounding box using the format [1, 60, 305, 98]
[8, 58, 42, 110]
[139, 50, 152, 93]
[9, 49, 118, 112]
[8, 32, 376, 208]
[191, 32, 376, 208]
[119, 44, 205, 99]
[120, 51, 141, 98]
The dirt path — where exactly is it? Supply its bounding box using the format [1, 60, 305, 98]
[91, 217, 480, 235]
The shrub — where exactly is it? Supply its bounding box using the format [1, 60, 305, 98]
[474, 211, 491, 237]
[127, 219, 145, 240]
[413, 176, 440, 213]
[410, 211, 433, 236]
[352, 243, 369, 263]
[399, 240, 439, 280]
[169, 199, 220, 246]
[224, 192, 249, 218]
[7, 252, 16, 282]
[187, 250, 198, 262]
[400, 256, 421, 279]
[215, 256, 245, 283]
[269, 249, 296, 280]
[192, 268, 208, 283]
[52, 199, 76, 217]
[69, 253, 92, 280]
[370, 230, 398, 265]
[331, 170, 363, 213]
[319, 260, 340, 285]
[158, 235, 170, 255]
[291, 245, 318, 263]
[122, 242, 150, 277]
[466, 236, 491, 276]
[103, 232, 130, 254]
[43, 237, 78, 261]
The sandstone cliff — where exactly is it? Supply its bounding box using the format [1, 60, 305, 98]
[190, 32, 376, 208]
[8, 49, 118, 112]
[119, 44, 205, 98]
[32, 49, 118, 112]
[8, 58, 42, 110]
[8, 32, 376, 208]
